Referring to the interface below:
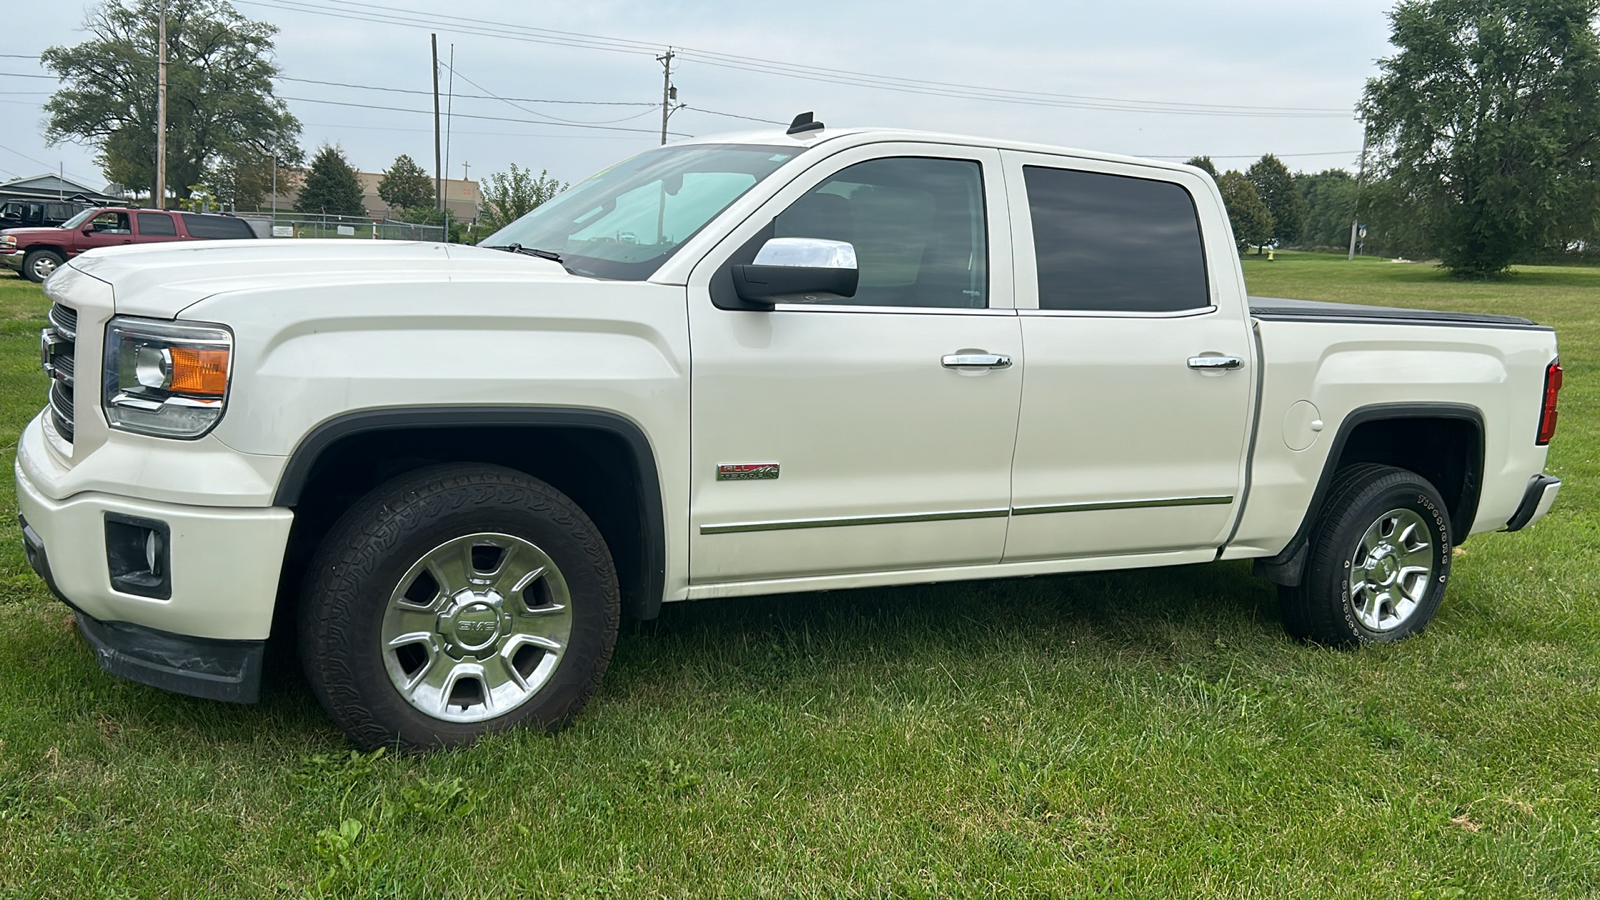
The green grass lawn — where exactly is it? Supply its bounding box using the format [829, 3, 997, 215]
[0, 255, 1596, 898]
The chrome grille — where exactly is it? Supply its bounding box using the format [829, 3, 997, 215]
[47, 303, 77, 339]
[42, 304, 77, 443]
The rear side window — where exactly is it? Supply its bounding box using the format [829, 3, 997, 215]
[181, 214, 254, 240]
[1023, 166, 1208, 313]
[137, 213, 176, 236]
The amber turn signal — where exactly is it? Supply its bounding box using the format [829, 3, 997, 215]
[168, 347, 230, 397]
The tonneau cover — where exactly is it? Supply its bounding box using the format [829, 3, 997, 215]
[1249, 296, 1544, 329]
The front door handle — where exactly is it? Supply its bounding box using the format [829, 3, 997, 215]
[942, 353, 1012, 369]
[1188, 355, 1243, 370]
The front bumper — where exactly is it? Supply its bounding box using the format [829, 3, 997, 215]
[24, 520, 263, 702]
[16, 416, 294, 640]
[2, 249, 23, 272]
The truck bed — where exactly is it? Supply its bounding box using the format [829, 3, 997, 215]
[1249, 296, 1549, 331]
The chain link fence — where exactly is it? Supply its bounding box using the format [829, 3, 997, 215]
[234, 212, 446, 242]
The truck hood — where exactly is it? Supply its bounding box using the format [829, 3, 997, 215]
[64, 239, 579, 319]
[2, 226, 73, 242]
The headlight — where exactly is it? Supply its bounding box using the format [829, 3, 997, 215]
[102, 317, 232, 438]
[0, 235, 15, 250]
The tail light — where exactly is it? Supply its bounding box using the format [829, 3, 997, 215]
[1537, 359, 1562, 445]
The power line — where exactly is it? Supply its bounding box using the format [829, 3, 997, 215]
[237, 0, 1353, 119]
[0, 142, 102, 185]
[438, 62, 658, 126]
[680, 107, 786, 126]
[278, 94, 692, 137]
[300, 120, 653, 141]
[0, 72, 58, 80]
[275, 74, 655, 107]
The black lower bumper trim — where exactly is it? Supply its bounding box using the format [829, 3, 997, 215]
[19, 513, 263, 703]
[1505, 474, 1560, 532]
[74, 615, 264, 704]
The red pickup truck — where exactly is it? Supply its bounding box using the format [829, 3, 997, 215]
[1, 207, 258, 282]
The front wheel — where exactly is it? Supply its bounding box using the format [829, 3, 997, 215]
[299, 464, 620, 750]
[1278, 464, 1452, 647]
[22, 249, 63, 283]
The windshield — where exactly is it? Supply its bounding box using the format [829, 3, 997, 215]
[482, 143, 799, 280]
[59, 209, 97, 230]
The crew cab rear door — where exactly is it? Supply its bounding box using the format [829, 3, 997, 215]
[999, 151, 1255, 561]
[685, 143, 1022, 584]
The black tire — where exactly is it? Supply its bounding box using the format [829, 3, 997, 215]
[22, 249, 64, 283]
[299, 464, 619, 750]
[1278, 463, 1453, 647]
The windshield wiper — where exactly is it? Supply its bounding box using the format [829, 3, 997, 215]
[487, 243, 563, 262]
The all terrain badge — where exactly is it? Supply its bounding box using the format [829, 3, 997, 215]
[717, 463, 780, 481]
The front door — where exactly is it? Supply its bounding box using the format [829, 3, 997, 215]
[1000, 151, 1255, 562]
[72, 210, 135, 257]
[687, 145, 1023, 585]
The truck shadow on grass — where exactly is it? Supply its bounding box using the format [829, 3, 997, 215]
[601, 560, 1287, 700]
[11, 560, 1286, 751]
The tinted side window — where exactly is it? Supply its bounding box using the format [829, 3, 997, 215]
[1024, 166, 1208, 312]
[87, 211, 132, 234]
[182, 214, 254, 240]
[773, 157, 987, 309]
[137, 213, 177, 236]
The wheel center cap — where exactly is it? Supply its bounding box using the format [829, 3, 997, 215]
[438, 591, 507, 654]
[1366, 545, 1399, 585]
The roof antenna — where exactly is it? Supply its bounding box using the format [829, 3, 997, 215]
[786, 111, 824, 135]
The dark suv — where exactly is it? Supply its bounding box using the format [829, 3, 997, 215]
[1, 207, 257, 282]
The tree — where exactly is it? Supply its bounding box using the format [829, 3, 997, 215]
[378, 154, 434, 211]
[1294, 169, 1360, 249]
[208, 156, 296, 210]
[1185, 156, 1219, 179]
[1360, 0, 1600, 276]
[1247, 153, 1306, 248]
[1217, 171, 1275, 253]
[41, 0, 301, 207]
[481, 165, 567, 231]
[296, 144, 366, 217]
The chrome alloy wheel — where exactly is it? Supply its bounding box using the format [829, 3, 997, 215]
[380, 532, 573, 723]
[1347, 508, 1434, 632]
[29, 254, 58, 280]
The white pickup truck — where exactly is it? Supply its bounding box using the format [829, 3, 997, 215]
[16, 120, 1564, 749]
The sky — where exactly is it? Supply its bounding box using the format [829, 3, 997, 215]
[4, 0, 1398, 197]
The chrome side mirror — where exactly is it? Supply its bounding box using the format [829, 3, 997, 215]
[732, 237, 859, 306]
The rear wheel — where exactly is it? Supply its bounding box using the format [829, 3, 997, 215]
[22, 249, 63, 283]
[1278, 463, 1452, 646]
[299, 464, 619, 750]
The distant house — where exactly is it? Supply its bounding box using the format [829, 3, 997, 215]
[0, 173, 125, 205]
[267, 170, 480, 221]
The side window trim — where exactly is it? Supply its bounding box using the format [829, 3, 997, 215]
[1001, 150, 1231, 317]
[692, 142, 1015, 315]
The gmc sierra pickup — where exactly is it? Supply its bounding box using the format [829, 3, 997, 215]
[15, 120, 1563, 749]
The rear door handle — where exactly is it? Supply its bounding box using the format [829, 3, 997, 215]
[942, 353, 1012, 369]
[1188, 355, 1242, 370]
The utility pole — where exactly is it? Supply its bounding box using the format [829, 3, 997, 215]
[431, 33, 442, 211]
[658, 48, 676, 145]
[1348, 120, 1369, 261]
[443, 43, 455, 217]
[156, 0, 168, 209]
